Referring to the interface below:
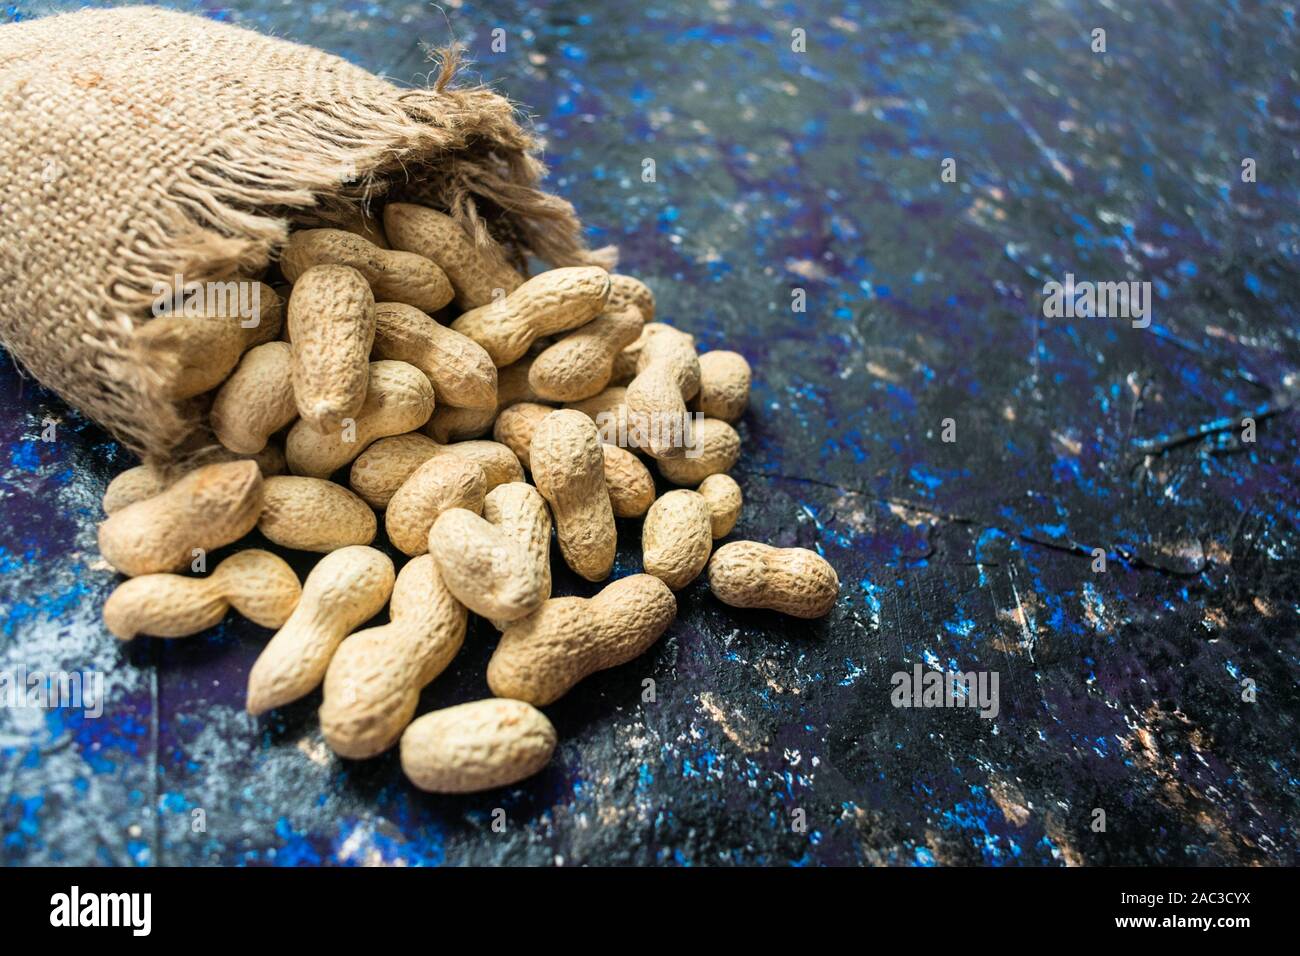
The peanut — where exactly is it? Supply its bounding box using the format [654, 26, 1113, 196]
[101, 444, 284, 515]
[210, 341, 297, 454]
[385, 457, 486, 557]
[285, 360, 434, 479]
[494, 403, 653, 518]
[697, 474, 742, 538]
[566, 386, 639, 450]
[246, 545, 395, 715]
[450, 267, 612, 366]
[372, 302, 497, 410]
[706, 542, 839, 618]
[336, 208, 389, 249]
[280, 228, 453, 314]
[135, 283, 282, 399]
[693, 350, 752, 422]
[103, 549, 300, 640]
[529, 410, 616, 581]
[641, 490, 713, 590]
[482, 482, 552, 628]
[400, 698, 556, 793]
[98, 460, 263, 576]
[427, 508, 548, 623]
[624, 323, 701, 460]
[607, 274, 655, 323]
[487, 574, 676, 705]
[383, 203, 524, 309]
[258, 476, 376, 552]
[528, 305, 643, 402]
[348, 433, 523, 508]
[657, 417, 740, 486]
[320, 555, 467, 758]
[422, 355, 545, 442]
[287, 265, 377, 432]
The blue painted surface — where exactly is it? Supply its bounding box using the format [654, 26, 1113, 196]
[1, 0, 1298, 865]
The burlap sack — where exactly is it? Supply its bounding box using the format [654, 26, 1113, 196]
[0, 6, 611, 463]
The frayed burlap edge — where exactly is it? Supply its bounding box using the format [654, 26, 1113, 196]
[96, 49, 616, 466]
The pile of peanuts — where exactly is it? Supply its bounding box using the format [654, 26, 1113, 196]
[96, 203, 839, 793]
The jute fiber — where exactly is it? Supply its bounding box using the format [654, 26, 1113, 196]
[0, 6, 611, 462]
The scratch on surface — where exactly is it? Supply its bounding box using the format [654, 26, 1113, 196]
[1006, 568, 1037, 662]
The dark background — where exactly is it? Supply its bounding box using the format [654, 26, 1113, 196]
[1, 0, 1297, 865]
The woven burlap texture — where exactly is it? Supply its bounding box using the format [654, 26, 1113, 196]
[0, 6, 611, 463]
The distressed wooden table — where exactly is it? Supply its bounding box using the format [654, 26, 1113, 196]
[1, 0, 1297, 865]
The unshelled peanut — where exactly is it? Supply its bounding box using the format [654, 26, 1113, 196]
[487, 574, 677, 705]
[287, 265, 376, 432]
[657, 417, 740, 485]
[451, 267, 611, 366]
[693, 350, 752, 422]
[642, 490, 713, 590]
[99, 461, 263, 577]
[320, 555, 467, 758]
[482, 482, 552, 629]
[427, 508, 548, 623]
[285, 360, 434, 478]
[102, 444, 284, 515]
[247, 545, 395, 714]
[494, 403, 653, 518]
[103, 549, 300, 640]
[528, 305, 643, 402]
[385, 457, 486, 556]
[529, 410, 616, 581]
[281, 228, 453, 314]
[210, 341, 297, 454]
[383, 203, 524, 309]
[697, 474, 742, 538]
[400, 698, 556, 793]
[348, 433, 522, 508]
[372, 302, 497, 410]
[624, 323, 701, 460]
[706, 542, 839, 618]
[258, 476, 376, 552]
[135, 283, 282, 399]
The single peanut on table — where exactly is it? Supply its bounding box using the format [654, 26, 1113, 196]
[488, 574, 677, 706]
[104, 549, 300, 640]
[400, 698, 556, 794]
[706, 541, 839, 618]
